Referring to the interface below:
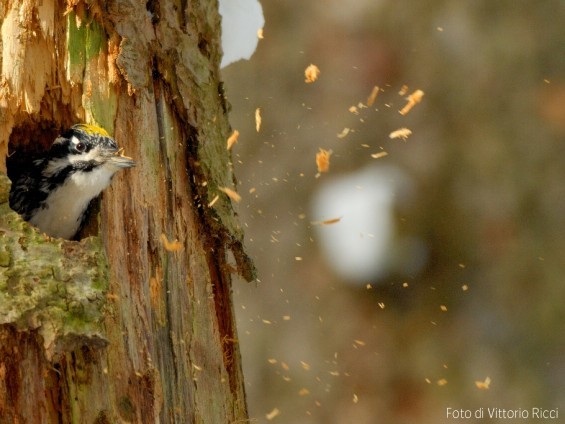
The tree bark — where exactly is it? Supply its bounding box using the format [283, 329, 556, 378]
[0, 1, 253, 422]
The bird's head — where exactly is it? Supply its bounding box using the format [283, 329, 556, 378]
[45, 124, 135, 175]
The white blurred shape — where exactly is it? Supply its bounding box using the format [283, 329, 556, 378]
[311, 165, 422, 284]
[219, 0, 264, 68]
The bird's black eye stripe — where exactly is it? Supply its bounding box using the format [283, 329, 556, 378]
[73, 160, 98, 172]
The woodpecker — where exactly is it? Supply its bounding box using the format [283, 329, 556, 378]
[8, 124, 135, 240]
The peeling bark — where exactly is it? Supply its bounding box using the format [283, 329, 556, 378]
[0, 0, 251, 422]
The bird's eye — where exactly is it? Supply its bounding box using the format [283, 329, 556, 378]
[75, 142, 87, 152]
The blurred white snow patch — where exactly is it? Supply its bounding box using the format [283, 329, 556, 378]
[311, 165, 426, 285]
[219, 0, 264, 68]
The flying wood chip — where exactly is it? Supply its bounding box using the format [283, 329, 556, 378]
[255, 108, 262, 132]
[315, 148, 332, 173]
[366, 86, 380, 106]
[337, 127, 351, 139]
[399, 89, 424, 115]
[227, 129, 240, 150]
[312, 216, 342, 225]
[219, 186, 242, 203]
[389, 128, 412, 141]
[266, 408, 281, 420]
[304, 64, 320, 83]
[475, 377, 491, 390]
[208, 194, 220, 208]
[371, 151, 388, 159]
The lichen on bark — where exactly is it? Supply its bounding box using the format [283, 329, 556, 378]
[0, 174, 109, 360]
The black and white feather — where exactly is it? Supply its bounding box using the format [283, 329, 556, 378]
[8, 124, 135, 240]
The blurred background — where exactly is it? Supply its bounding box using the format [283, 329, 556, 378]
[221, 1, 565, 423]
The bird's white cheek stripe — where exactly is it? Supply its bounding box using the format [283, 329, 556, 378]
[68, 146, 105, 165]
[43, 147, 107, 176]
[43, 157, 70, 176]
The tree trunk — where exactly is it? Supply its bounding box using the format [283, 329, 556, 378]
[0, 1, 253, 422]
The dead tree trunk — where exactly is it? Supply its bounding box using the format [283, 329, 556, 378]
[0, 1, 253, 422]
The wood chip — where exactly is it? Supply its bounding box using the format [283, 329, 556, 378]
[399, 89, 424, 115]
[371, 151, 388, 159]
[298, 388, 310, 396]
[227, 130, 239, 150]
[389, 128, 412, 140]
[266, 408, 281, 420]
[115, 147, 133, 161]
[315, 148, 332, 173]
[208, 194, 220, 208]
[304, 64, 320, 83]
[475, 376, 491, 390]
[257, 28, 264, 39]
[398, 85, 409, 96]
[311, 216, 342, 225]
[219, 187, 242, 203]
[366, 86, 380, 106]
[337, 127, 350, 139]
[255, 108, 262, 132]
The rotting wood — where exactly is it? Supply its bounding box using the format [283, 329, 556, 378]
[0, 0, 252, 421]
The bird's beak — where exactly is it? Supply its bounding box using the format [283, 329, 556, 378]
[102, 147, 136, 169]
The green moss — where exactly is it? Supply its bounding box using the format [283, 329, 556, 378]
[67, 11, 107, 67]
[0, 249, 10, 267]
[66, 12, 87, 70]
[66, 10, 118, 134]
[84, 17, 117, 133]
[85, 19, 106, 60]
[88, 89, 118, 137]
[0, 174, 110, 359]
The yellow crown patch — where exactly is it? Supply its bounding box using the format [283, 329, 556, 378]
[72, 123, 110, 137]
